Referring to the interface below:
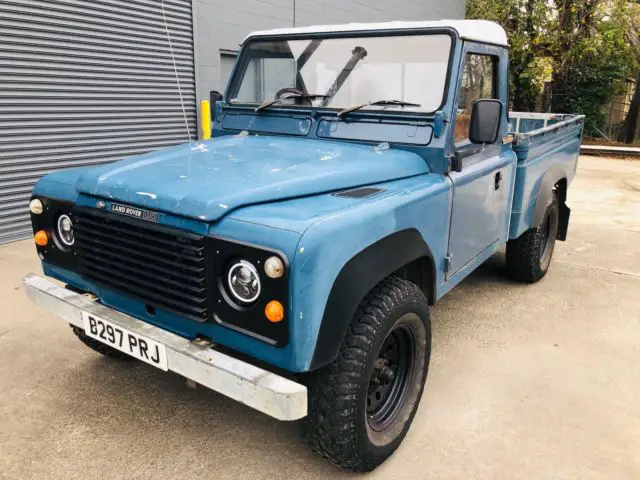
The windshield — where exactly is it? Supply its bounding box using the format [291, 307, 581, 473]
[228, 33, 452, 114]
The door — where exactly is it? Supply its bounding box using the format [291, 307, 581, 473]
[446, 48, 516, 276]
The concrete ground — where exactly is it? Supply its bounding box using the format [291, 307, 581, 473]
[0, 156, 639, 480]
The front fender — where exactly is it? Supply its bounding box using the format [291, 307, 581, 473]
[289, 175, 451, 372]
[310, 229, 435, 370]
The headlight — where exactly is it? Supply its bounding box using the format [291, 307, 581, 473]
[227, 260, 261, 303]
[56, 214, 75, 247]
[29, 198, 44, 215]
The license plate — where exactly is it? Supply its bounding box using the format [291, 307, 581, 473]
[82, 312, 168, 371]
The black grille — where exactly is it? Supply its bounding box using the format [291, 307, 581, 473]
[74, 208, 208, 322]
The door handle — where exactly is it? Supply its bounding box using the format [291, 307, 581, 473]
[494, 171, 503, 190]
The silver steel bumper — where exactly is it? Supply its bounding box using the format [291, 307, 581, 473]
[23, 274, 307, 421]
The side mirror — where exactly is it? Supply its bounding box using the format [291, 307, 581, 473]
[469, 99, 503, 145]
[210, 90, 223, 119]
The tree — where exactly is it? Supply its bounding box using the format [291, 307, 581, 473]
[549, 0, 635, 135]
[620, 75, 640, 143]
[467, 0, 637, 137]
[618, 4, 640, 144]
[467, 0, 549, 111]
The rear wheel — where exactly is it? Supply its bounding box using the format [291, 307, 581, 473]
[303, 277, 431, 472]
[506, 191, 560, 283]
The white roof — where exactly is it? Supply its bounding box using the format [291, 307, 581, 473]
[244, 20, 508, 46]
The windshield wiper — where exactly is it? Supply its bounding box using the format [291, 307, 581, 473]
[337, 100, 421, 118]
[255, 93, 328, 112]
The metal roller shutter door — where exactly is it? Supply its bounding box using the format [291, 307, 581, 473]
[0, 0, 197, 244]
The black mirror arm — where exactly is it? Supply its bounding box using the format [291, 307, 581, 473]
[210, 91, 223, 105]
[209, 90, 223, 120]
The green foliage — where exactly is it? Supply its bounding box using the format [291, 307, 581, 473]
[467, 0, 637, 136]
[467, 0, 548, 111]
[549, 0, 635, 135]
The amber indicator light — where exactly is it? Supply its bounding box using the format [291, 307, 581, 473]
[34, 230, 48, 247]
[265, 300, 284, 323]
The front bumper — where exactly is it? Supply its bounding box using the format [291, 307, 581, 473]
[22, 273, 307, 421]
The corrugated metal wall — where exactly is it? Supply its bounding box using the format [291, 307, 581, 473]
[0, 0, 197, 244]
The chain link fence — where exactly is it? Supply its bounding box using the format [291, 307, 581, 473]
[602, 78, 639, 142]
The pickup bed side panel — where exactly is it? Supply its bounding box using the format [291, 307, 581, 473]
[292, 175, 451, 372]
[509, 120, 583, 239]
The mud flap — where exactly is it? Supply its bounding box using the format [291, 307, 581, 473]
[557, 202, 570, 241]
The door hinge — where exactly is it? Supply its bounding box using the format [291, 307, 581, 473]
[449, 153, 463, 173]
[444, 255, 452, 273]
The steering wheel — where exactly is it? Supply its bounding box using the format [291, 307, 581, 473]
[274, 87, 312, 106]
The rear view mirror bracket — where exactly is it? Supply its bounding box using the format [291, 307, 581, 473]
[210, 90, 223, 120]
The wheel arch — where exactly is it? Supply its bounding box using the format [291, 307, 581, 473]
[309, 228, 435, 371]
[533, 166, 570, 240]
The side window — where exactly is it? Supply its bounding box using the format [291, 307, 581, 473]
[455, 53, 497, 144]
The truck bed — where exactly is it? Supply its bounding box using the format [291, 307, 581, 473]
[507, 112, 585, 239]
[508, 112, 579, 135]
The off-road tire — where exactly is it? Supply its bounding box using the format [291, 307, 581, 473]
[506, 191, 560, 283]
[71, 326, 132, 360]
[303, 277, 431, 472]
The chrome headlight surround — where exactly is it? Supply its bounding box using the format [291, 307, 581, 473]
[226, 259, 261, 304]
[56, 213, 75, 247]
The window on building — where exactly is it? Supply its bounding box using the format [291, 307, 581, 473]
[220, 52, 238, 89]
[232, 56, 296, 103]
[223, 51, 296, 99]
[454, 53, 497, 144]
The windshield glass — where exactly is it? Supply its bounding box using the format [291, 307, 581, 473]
[228, 33, 452, 114]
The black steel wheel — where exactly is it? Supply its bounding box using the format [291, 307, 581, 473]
[367, 325, 415, 431]
[539, 205, 559, 272]
[507, 191, 560, 283]
[303, 277, 431, 472]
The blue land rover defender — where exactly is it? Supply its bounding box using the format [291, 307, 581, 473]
[25, 20, 584, 472]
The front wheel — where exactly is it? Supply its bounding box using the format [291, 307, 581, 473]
[506, 191, 560, 283]
[303, 277, 431, 472]
[71, 326, 132, 360]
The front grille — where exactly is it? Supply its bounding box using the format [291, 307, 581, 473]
[74, 208, 208, 322]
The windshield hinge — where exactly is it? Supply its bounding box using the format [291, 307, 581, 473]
[433, 111, 447, 138]
[448, 153, 462, 173]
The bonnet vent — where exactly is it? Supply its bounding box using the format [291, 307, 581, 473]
[332, 187, 385, 199]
